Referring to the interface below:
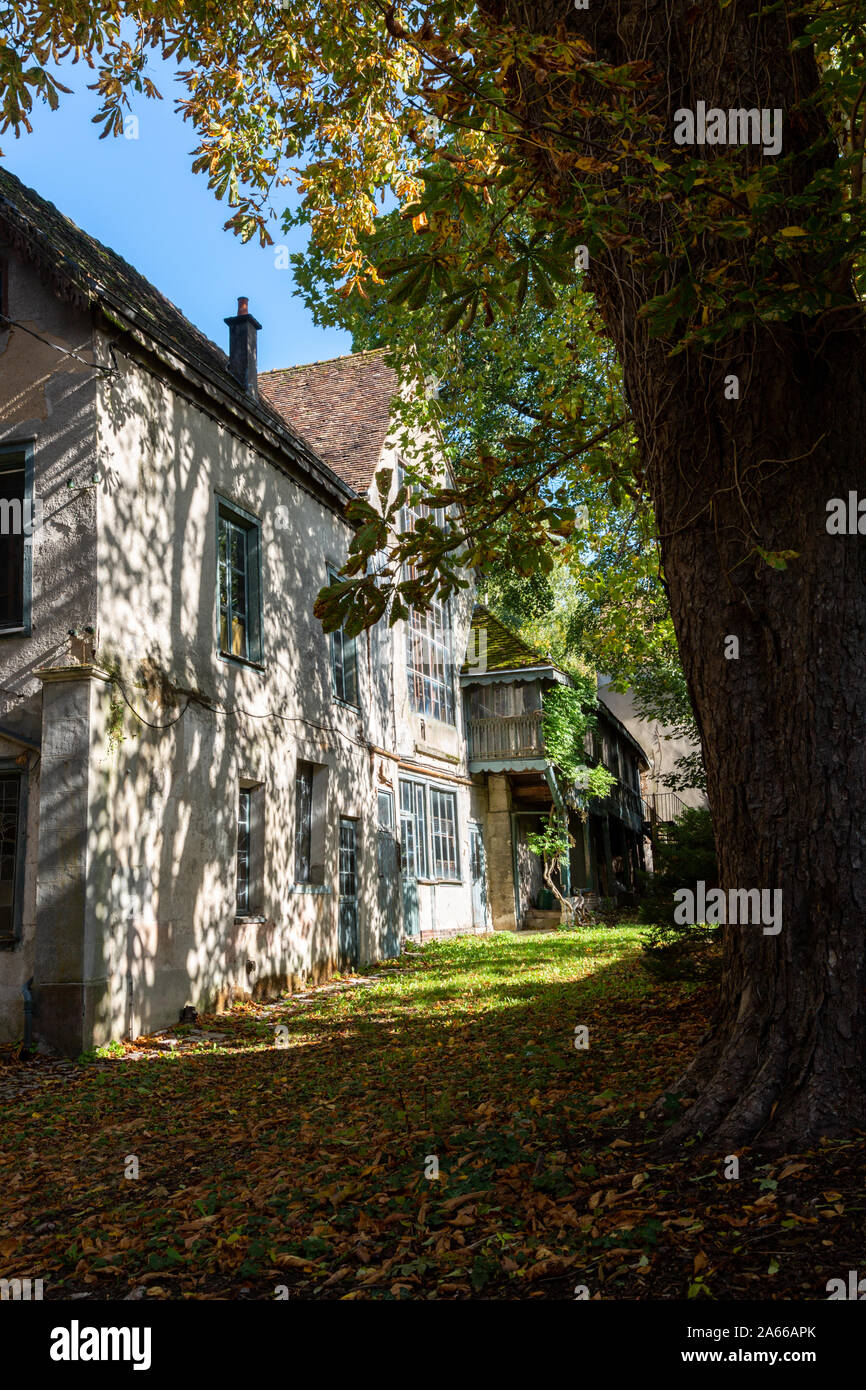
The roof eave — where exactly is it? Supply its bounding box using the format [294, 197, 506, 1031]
[460, 663, 570, 687]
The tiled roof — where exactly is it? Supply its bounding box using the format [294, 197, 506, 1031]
[462, 603, 554, 673]
[0, 165, 352, 502]
[259, 350, 398, 493]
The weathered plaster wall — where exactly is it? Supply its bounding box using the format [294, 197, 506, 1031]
[84, 346, 384, 1039]
[0, 240, 483, 1049]
[81, 350, 479, 1043]
[0, 244, 99, 1041]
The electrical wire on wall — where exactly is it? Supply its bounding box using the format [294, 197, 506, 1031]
[110, 671, 374, 755]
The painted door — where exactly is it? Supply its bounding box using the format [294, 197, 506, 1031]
[338, 818, 359, 970]
[469, 822, 488, 929]
[400, 809, 421, 938]
[377, 790, 401, 957]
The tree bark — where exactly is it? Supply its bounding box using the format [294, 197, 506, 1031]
[496, 0, 866, 1147]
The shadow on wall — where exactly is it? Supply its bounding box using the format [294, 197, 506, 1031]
[49, 354, 395, 1047]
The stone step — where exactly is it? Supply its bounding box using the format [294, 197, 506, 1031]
[523, 909, 563, 931]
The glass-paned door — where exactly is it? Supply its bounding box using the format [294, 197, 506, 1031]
[469, 821, 488, 929]
[377, 790, 400, 956]
[338, 817, 359, 969]
[399, 808, 420, 938]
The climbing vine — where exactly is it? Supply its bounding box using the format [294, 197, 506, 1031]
[541, 682, 615, 805]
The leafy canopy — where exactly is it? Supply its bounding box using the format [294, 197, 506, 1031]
[3, 0, 863, 635]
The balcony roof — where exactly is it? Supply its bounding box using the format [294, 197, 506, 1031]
[468, 756, 551, 775]
[461, 604, 571, 686]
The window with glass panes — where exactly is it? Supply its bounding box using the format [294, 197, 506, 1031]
[236, 788, 251, 915]
[398, 464, 455, 723]
[406, 602, 454, 722]
[217, 500, 261, 663]
[0, 451, 29, 632]
[399, 779, 429, 878]
[328, 568, 359, 704]
[399, 779, 460, 882]
[429, 788, 459, 880]
[294, 761, 314, 883]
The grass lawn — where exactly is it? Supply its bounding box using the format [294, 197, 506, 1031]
[0, 926, 862, 1300]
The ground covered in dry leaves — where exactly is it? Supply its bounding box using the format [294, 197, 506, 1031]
[1, 927, 862, 1300]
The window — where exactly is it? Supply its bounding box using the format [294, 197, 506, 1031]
[399, 778, 461, 882]
[217, 498, 262, 664]
[0, 771, 22, 944]
[328, 568, 359, 705]
[236, 788, 252, 915]
[294, 761, 314, 883]
[0, 444, 34, 635]
[468, 681, 542, 719]
[399, 780, 428, 879]
[236, 783, 264, 917]
[407, 603, 454, 723]
[398, 462, 455, 724]
[338, 818, 360, 969]
[377, 789, 394, 830]
[429, 788, 459, 880]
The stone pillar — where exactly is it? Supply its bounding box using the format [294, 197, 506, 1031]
[33, 665, 111, 1056]
[484, 773, 516, 931]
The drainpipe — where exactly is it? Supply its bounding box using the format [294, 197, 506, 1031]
[21, 976, 34, 1056]
[543, 766, 571, 897]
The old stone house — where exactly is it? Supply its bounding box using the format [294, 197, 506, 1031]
[0, 168, 653, 1057]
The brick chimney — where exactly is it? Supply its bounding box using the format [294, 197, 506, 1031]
[225, 296, 262, 399]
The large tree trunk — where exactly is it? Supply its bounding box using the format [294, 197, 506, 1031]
[499, 0, 866, 1146]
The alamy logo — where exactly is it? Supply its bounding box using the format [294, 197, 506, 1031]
[674, 881, 782, 935]
[826, 1270, 866, 1299]
[49, 1321, 152, 1371]
[0, 1277, 43, 1300]
[0, 496, 42, 542]
[673, 102, 782, 157]
[826, 493, 866, 534]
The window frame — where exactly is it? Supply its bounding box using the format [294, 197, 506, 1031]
[0, 761, 27, 948]
[215, 494, 263, 667]
[236, 786, 252, 916]
[398, 776, 462, 884]
[397, 461, 456, 725]
[406, 601, 455, 724]
[294, 760, 314, 885]
[235, 781, 265, 919]
[428, 786, 460, 882]
[0, 441, 35, 639]
[327, 566, 359, 707]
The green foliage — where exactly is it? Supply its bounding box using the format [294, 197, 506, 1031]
[639, 808, 721, 981]
[640, 919, 722, 984]
[525, 816, 570, 868]
[540, 682, 595, 785]
[539, 685, 617, 808]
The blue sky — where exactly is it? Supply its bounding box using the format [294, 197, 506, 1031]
[0, 60, 353, 371]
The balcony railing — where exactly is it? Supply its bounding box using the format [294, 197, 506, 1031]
[646, 790, 686, 824]
[467, 711, 545, 762]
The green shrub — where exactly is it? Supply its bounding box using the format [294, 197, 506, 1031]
[639, 807, 721, 980]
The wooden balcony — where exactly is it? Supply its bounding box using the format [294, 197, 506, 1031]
[467, 711, 545, 763]
[591, 779, 649, 833]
